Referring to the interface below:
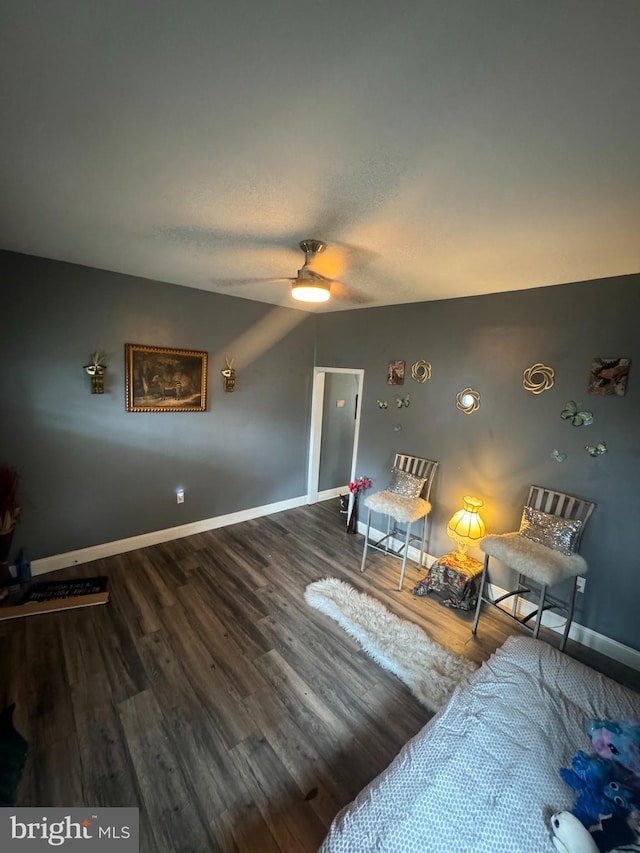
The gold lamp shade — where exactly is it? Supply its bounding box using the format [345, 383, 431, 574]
[447, 495, 486, 553]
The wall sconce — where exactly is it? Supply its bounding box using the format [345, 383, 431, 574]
[83, 352, 107, 394]
[447, 496, 486, 554]
[221, 356, 236, 392]
[456, 388, 480, 414]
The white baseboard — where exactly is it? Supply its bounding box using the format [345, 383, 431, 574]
[359, 520, 640, 671]
[317, 486, 349, 502]
[30, 495, 309, 576]
[486, 582, 640, 671]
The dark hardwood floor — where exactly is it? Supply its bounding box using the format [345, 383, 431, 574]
[1, 500, 638, 852]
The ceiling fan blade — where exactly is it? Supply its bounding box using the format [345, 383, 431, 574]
[158, 225, 299, 253]
[209, 276, 294, 287]
[305, 240, 378, 280]
[331, 241, 380, 268]
[330, 280, 374, 305]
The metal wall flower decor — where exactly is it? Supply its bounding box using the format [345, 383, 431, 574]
[411, 360, 432, 383]
[523, 363, 555, 394]
[456, 388, 481, 414]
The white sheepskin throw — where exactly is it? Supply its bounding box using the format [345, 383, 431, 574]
[365, 491, 431, 523]
[481, 533, 587, 586]
[304, 578, 477, 712]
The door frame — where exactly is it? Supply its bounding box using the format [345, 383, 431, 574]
[307, 366, 365, 503]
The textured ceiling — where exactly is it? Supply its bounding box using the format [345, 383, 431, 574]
[1, 0, 639, 312]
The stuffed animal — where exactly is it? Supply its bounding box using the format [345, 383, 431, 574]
[560, 750, 640, 829]
[586, 719, 640, 782]
[550, 812, 599, 853]
[556, 720, 640, 852]
[552, 810, 640, 853]
[589, 814, 640, 852]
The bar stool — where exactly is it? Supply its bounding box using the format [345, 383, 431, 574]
[360, 453, 438, 590]
[472, 485, 595, 651]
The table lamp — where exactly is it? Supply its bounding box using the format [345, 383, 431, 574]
[447, 495, 486, 555]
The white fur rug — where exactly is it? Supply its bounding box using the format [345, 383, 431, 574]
[304, 578, 478, 712]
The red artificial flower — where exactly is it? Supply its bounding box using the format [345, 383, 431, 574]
[348, 476, 372, 494]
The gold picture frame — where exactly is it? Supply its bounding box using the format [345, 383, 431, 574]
[125, 344, 208, 412]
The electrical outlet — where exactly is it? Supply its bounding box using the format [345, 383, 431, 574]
[576, 576, 586, 593]
[176, 488, 185, 504]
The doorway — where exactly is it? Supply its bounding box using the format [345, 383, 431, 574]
[307, 367, 364, 503]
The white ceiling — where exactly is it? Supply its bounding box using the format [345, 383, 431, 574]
[1, 0, 639, 312]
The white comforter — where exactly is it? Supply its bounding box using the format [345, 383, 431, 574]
[320, 636, 640, 853]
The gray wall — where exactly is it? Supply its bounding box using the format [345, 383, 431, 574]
[318, 373, 359, 492]
[315, 274, 640, 651]
[3, 248, 639, 652]
[0, 251, 316, 559]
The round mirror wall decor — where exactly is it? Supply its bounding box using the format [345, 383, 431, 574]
[411, 360, 432, 383]
[456, 388, 481, 414]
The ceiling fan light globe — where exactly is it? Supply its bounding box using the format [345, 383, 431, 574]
[291, 283, 331, 303]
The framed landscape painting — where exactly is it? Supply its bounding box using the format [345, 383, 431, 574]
[125, 344, 208, 412]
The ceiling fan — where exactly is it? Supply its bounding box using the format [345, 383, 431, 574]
[289, 238, 332, 303]
[206, 234, 375, 306]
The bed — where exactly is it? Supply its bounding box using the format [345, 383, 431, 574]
[320, 636, 640, 852]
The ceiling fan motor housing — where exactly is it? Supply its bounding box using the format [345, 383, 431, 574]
[291, 239, 331, 302]
[299, 238, 327, 267]
[297, 238, 330, 280]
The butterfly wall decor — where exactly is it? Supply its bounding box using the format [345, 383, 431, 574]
[395, 394, 410, 408]
[585, 442, 607, 457]
[560, 401, 594, 427]
[551, 449, 567, 463]
[376, 400, 388, 409]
